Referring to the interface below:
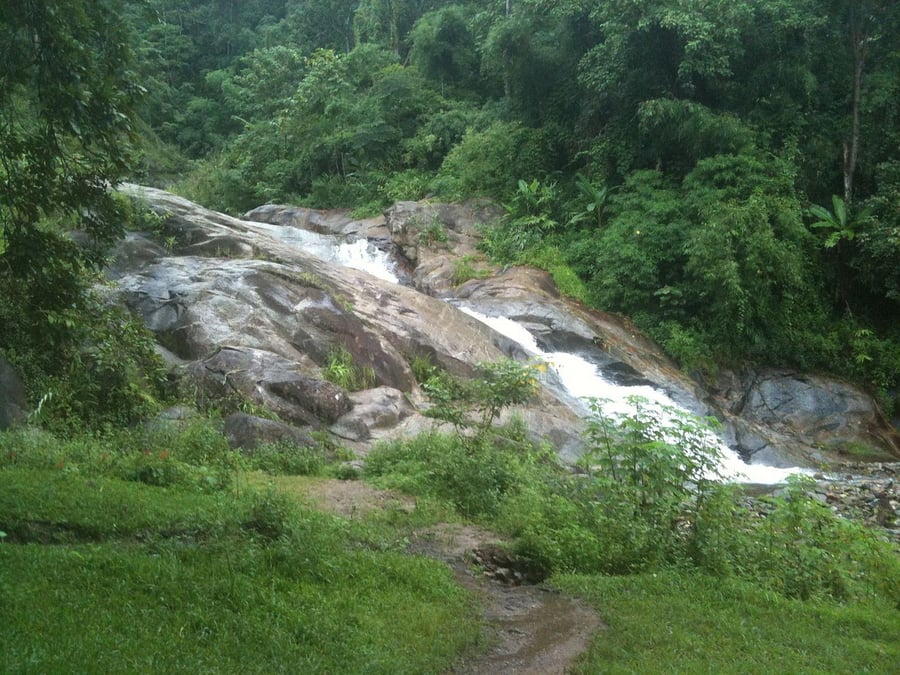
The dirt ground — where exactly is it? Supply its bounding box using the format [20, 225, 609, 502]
[293, 477, 603, 674]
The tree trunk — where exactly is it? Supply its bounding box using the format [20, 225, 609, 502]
[844, 0, 870, 205]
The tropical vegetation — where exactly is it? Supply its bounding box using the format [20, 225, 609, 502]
[1, 1, 898, 672]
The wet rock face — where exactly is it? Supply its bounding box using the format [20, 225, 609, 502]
[112, 185, 897, 468]
[712, 370, 898, 463]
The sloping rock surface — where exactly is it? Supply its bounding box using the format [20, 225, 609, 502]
[114, 185, 897, 467]
[114, 185, 583, 457]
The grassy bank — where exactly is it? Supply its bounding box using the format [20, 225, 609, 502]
[2, 417, 898, 673]
[559, 572, 898, 674]
[0, 426, 480, 673]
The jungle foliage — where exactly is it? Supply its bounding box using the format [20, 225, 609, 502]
[2, 1, 899, 423]
[114, 0, 900, 412]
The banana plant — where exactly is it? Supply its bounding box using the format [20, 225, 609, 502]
[806, 194, 865, 248]
[568, 173, 615, 229]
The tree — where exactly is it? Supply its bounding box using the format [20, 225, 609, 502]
[1, 0, 137, 255]
[408, 6, 480, 95]
[0, 1, 163, 427]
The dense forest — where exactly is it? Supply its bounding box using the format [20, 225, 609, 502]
[2, 4, 899, 671]
[2, 0, 899, 424]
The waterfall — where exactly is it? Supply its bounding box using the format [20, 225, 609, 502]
[249, 220, 805, 484]
[247, 221, 400, 283]
[457, 308, 806, 485]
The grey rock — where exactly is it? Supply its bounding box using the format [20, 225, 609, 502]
[185, 347, 350, 427]
[0, 356, 28, 429]
[224, 412, 316, 451]
[331, 387, 413, 441]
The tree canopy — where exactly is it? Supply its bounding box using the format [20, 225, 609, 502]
[3, 0, 899, 418]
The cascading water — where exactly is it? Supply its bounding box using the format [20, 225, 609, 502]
[456, 308, 806, 485]
[247, 221, 400, 283]
[248, 221, 805, 484]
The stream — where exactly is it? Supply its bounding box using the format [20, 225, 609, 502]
[250, 223, 805, 484]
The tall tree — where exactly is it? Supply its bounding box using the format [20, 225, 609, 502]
[0, 0, 166, 427]
[1, 0, 137, 264]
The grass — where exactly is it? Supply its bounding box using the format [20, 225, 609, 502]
[558, 571, 899, 674]
[0, 426, 481, 673]
[2, 417, 899, 673]
[322, 345, 376, 391]
[451, 254, 492, 286]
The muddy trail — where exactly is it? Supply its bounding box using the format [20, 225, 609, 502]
[409, 524, 602, 674]
[295, 478, 602, 674]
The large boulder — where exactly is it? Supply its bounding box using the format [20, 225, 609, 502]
[185, 347, 350, 427]
[711, 370, 899, 463]
[224, 412, 317, 451]
[330, 386, 415, 442]
[385, 200, 501, 296]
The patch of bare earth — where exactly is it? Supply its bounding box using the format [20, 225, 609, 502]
[287, 478, 603, 674]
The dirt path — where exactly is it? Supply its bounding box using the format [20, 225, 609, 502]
[295, 478, 603, 674]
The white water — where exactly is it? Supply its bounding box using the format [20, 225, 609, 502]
[248, 221, 400, 283]
[248, 219, 804, 484]
[459, 308, 806, 485]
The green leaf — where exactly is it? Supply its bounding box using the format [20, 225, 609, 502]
[831, 195, 848, 227]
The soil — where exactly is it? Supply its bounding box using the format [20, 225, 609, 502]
[296, 478, 603, 674]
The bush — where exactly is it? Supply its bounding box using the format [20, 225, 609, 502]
[1, 285, 167, 432]
[366, 431, 540, 520]
[744, 476, 900, 603]
[434, 122, 553, 201]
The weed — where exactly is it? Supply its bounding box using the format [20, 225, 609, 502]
[416, 215, 449, 248]
[410, 353, 441, 384]
[322, 345, 376, 391]
[245, 440, 325, 476]
[451, 254, 492, 286]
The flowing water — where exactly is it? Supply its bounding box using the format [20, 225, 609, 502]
[247, 221, 400, 282]
[456, 309, 805, 484]
[256, 223, 804, 484]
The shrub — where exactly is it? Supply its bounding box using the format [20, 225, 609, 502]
[366, 431, 538, 520]
[744, 476, 900, 603]
[434, 122, 553, 201]
[422, 359, 541, 439]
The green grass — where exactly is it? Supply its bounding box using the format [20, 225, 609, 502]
[3, 418, 899, 674]
[322, 345, 376, 391]
[557, 571, 899, 674]
[0, 428, 481, 673]
[1, 540, 477, 673]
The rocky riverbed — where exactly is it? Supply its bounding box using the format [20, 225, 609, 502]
[746, 461, 900, 544]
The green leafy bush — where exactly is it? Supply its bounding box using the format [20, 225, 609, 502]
[744, 476, 900, 603]
[366, 431, 543, 520]
[434, 122, 553, 201]
[422, 358, 541, 439]
[506, 397, 742, 575]
[1, 419, 240, 493]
